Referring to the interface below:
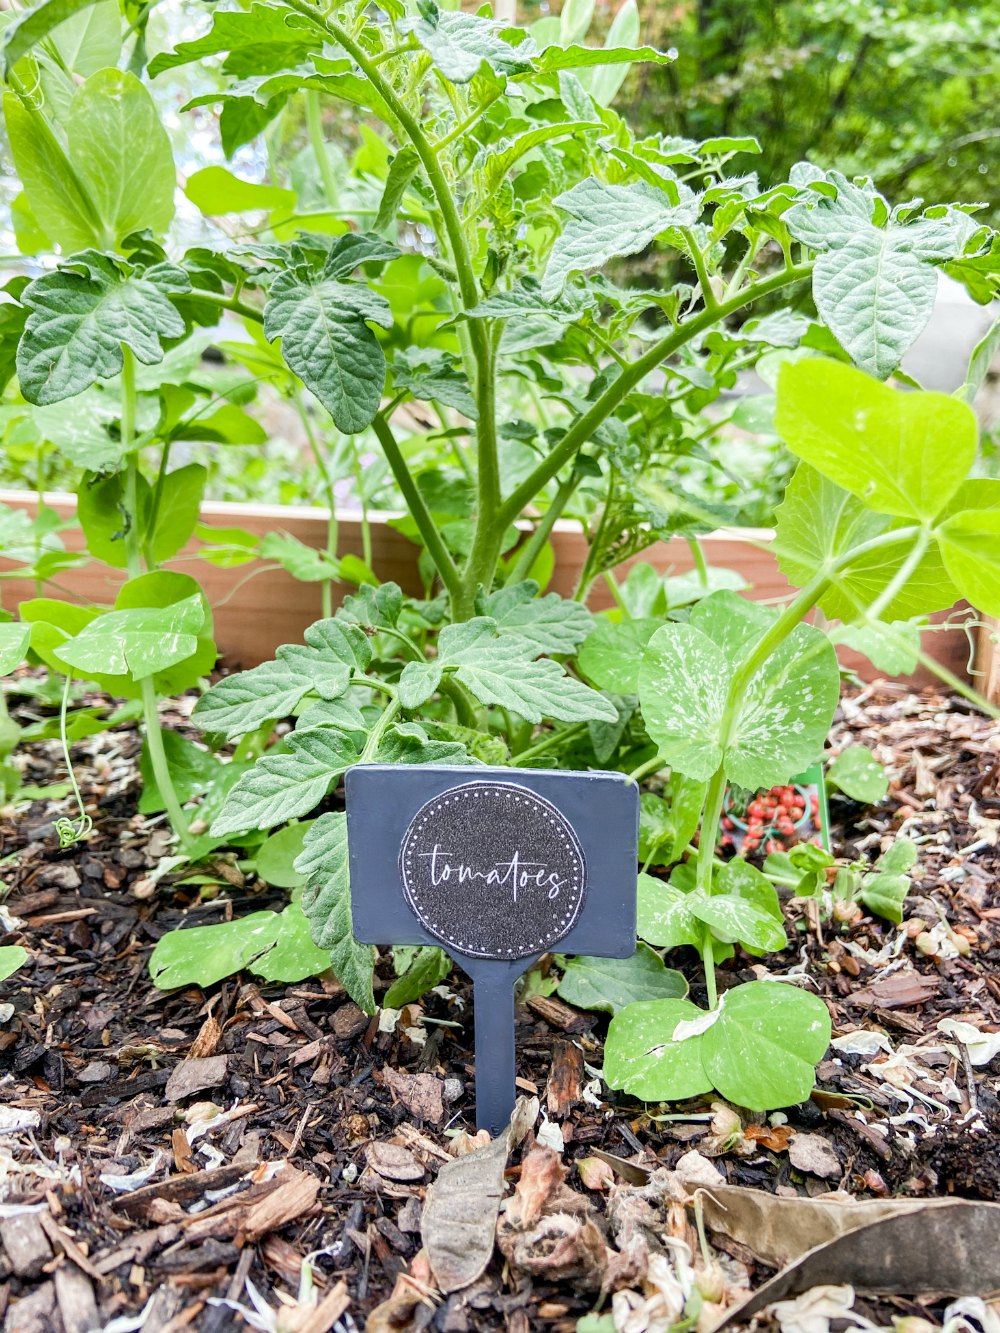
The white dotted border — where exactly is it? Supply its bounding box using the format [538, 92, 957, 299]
[399, 780, 587, 959]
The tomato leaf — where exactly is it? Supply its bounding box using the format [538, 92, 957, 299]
[296, 810, 376, 1014]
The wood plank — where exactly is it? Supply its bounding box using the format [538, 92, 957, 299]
[0, 489, 973, 685]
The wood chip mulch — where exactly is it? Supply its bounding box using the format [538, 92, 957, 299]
[0, 681, 998, 1332]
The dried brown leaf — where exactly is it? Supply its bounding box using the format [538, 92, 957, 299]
[383, 1068, 445, 1125]
[712, 1199, 1000, 1328]
[421, 1095, 537, 1294]
[364, 1142, 425, 1183]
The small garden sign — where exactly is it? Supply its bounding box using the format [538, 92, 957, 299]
[348, 764, 639, 1132]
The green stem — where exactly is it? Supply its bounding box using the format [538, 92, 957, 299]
[505, 469, 580, 587]
[296, 396, 337, 619]
[143, 439, 172, 569]
[687, 535, 709, 589]
[350, 674, 397, 699]
[724, 236, 763, 300]
[682, 227, 717, 311]
[377, 625, 424, 661]
[696, 767, 727, 1010]
[511, 721, 588, 767]
[371, 412, 462, 601]
[139, 677, 195, 852]
[120, 350, 195, 853]
[441, 677, 479, 728]
[432, 90, 503, 151]
[602, 571, 630, 615]
[914, 644, 1000, 719]
[360, 696, 401, 760]
[188, 289, 264, 323]
[57, 672, 90, 843]
[628, 756, 665, 784]
[574, 469, 617, 603]
[865, 527, 930, 623]
[496, 263, 814, 531]
[350, 437, 374, 570]
[721, 529, 917, 724]
[305, 90, 339, 208]
[696, 768, 728, 899]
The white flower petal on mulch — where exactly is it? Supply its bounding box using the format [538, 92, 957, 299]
[830, 1030, 893, 1057]
[937, 1019, 1000, 1067]
[0, 1107, 41, 1134]
[99, 1152, 165, 1193]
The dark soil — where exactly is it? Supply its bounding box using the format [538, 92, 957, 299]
[0, 681, 997, 1332]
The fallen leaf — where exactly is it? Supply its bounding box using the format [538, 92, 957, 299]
[422, 1095, 537, 1293]
[497, 1147, 610, 1289]
[712, 1200, 1000, 1328]
[674, 1149, 724, 1188]
[364, 1142, 425, 1183]
[787, 1134, 841, 1181]
[851, 972, 939, 1010]
[692, 1181, 999, 1272]
[507, 1146, 569, 1227]
[578, 1157, 616, 1191]
[164, 1055, 229, 1102]
[745, 1124, 796, 1153]
[383, 1068, 445, 1125]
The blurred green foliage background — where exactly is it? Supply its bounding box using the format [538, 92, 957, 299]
[551, 0, 999, 222]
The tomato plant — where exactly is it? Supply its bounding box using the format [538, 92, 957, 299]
[2, 0, 999, 1110]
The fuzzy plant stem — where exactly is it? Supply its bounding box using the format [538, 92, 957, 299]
[120, 349, 195, 854]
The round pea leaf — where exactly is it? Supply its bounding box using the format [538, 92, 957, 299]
[690, 861, 787, 953]
[148, 913, 281, 989]
[603, 997, 715, 1101]
[702, 981, 831, 1110]
[775, 359, 977, 523]
[577, 617, 660, 694]
[936, 491, 1000, 617]
[827, 744, 888, 804]
[636, 871, 702, 950]
[249, 903, 332, 984]
[256, 822, 314, 889]
[0, 944, 28, 983]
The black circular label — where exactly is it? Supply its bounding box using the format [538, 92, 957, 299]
[399, 781, 587, 960]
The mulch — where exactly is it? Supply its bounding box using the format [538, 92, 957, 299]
[1, 680, 998, 1332]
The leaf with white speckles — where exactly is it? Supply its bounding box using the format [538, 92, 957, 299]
[701, 982, 831, 1110]
[638, 592, 840, 789]
[689, 861, 787, 953]
[603, 997, 715, 1101]
[604, 981, 831, 1110]
[637, 622, 727, 780]
[636, 871, 703, 950]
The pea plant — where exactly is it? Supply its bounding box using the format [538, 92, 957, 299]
[2, 0, 1000, 1111]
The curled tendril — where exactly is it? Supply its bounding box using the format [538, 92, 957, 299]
[56, 673, 91, 849]
[54, 814, 93, 850]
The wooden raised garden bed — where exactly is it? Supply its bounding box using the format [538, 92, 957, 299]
[0, 488, 981, 688]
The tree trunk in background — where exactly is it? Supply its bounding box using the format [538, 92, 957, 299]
[493, 0, 517, 21]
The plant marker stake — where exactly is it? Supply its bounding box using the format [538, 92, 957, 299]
[348, 765, 639, 1135]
